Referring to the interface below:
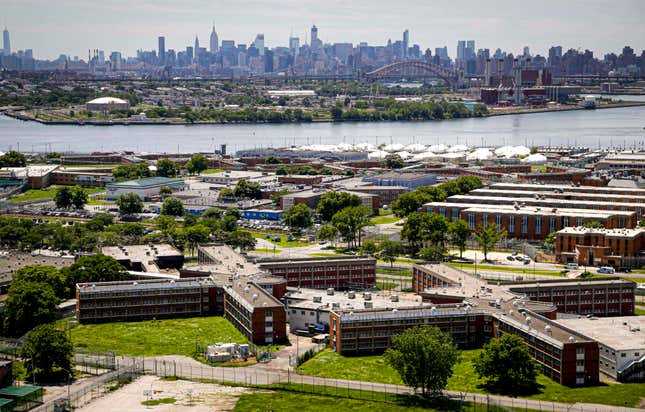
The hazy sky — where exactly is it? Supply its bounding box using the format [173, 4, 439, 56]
[3, 0, 644, 60]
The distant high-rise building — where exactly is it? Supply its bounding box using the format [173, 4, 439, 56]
[264, 49, 274, 73]
[194, 36, 200, 62]
[210, 25, 219, 53]
[457, 40, 466, 61]
[289, 37, 300, 56]
[186, 46, 194, 63]
[98, 50, 105, 63]
[158, 36, 166, 64]
[2, 27, 10, 56]
[466, 40, 475, 59]
[403, 29, 409, 58]
[523, 46, 530, 57]
[253, 33, 265, 56]
[310, 25, 322, 51]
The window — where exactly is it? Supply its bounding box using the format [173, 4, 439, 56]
[535, 217, 542, 234]
[468, 214, 475, 230]
[509, 216, 516, 233]
[451, 208, 459, 221]
[482, 214, 488, 226]
[563, 217, 569, 227]
[549, 217, 556, 233]
[576, 218, 584, 226]
[496, 215, 502, 227]
[521, 216, 528, 234]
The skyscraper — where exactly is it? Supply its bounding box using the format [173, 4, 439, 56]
[310, 25, 322, 51]
[403, 29, 409, 58]
[289, 36, 300, 56]
[253, 33, 265, 56]
[466, 40, 475, 59]
[2, 28, 10, 56]
[194, 36, 200, 63]
[158, 36, 166, 64]
[210, 25, 219, 53]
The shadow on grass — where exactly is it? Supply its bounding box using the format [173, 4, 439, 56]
[476, 380, 545, 397]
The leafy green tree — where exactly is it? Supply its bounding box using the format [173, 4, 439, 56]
[61, 255, 128, 295]
[201, 207, 222, 219]
[583, 220, 603, 229]
[384, 326, 459, 397]
[71, 186, 88, 209]
[218, 187, 235, 200]
[472, 103, 489, 117]
[330, 104, 343, 120]
[112, 164, 152, 181]
[186, 154, 209, 174]
[379, 239, 404, 267]
[20, 323, 74, 383]
[317, 191, 362, 222]
[85, 213, 114, 232]
[0, 150, 27, 167]
[360, 240, 378, 256]
[392, 187, 446, 218]
[317, 224, 338, 244]
[156, 158, 179, 177]
[227, 229, 256, 251]
[233, 179, 262, 199]
[331, 206, 372, 249]
[54, 186, 73, 208]
[473, 224, 506, 261]
[159, 186, 173, 198]
[155, 215, 177, 232]
[284, 204, 314, 230]
[116, 192, 143, 214]
[401, 212, 449, 255]
[384, 153, 404, 169]
[3, 281, 60, 337]
[13, 265, 68, 299]
[183, 224, 210, 255]
[448, 219, 470, 259]
[474, 334, 539, 394]
[419, 244, 446, 262]
[224, 207, 242, 220]
[161, 196, 184, 216]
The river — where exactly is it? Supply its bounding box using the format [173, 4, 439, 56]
[1, 97, 644, 154]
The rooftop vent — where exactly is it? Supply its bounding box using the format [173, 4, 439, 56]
[327, 288, 335, 296]
[391, 295, 399, 302]
[313, 296, 322, 303]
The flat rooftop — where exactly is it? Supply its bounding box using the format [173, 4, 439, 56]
[556, 316, 645, 350]
[446, 194, 645, 210]
[77, 278, 208, 294]
[285, 287, 425, 311]
[472, 188, 645, 203]
[102, 244, 182, 261]
[557, 226, 645, 239]
[227, 280, 283, 310]
[432, 203, 636, 219]
[196, 244, 261, 276]
[489, 182, 645, 195]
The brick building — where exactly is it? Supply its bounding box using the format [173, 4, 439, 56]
[257, 256, 376, 290]
[280, 189, 379, 214]
[556, 227, 645, 267]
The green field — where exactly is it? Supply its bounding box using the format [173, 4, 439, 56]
[635, 307, 645, 316]
[11, 186, 104, 203]
[369, 215, 401, 225]
[253, 248, 283, 254]
[65, 317, 246, 357]
[199, 168, 225, 175]
[297, 349, 645, 407]
[308, 252, 343, 257]
[251, 233, 314, 248]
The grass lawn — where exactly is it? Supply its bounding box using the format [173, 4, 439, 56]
[251, 233, 314, 248]
[65, 317, 246, 357]
[253, 248, 282, 254]
[369, 215, 401, 225]
[10, 186, 104, 202]
[448, 262, 565, 277]
[635, 307, 645, 316]
[376, 267, 412, 276]
[308, 252, 343, 257]
[199, 168, 225, 175]
[377, 257, 423, 265]
[297, 349, 645, 407]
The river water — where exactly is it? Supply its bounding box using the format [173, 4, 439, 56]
[1, 95, 644, 154]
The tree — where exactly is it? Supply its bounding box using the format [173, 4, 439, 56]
[13, 265, 68, 299]
[284, 204, 314, 230]
[71, 186, 88, 209]
[116, 192, 143, 215]
[54, 186, 73, 208]
[317, 191, 362, 222]
[583, 220, 603, 229]
[156, 158, 179, 177]
[0, 150, 27, 167]
[224, 207, 242, 220]
[384, 326, 459, 397]
[384, 153, 404, 169]
[233, 179, 262, 199]
[218, 187, 235, 200]
[183, 224, 210, 255]
[473, 224, 506, 262]
[448, 219, 470, 259]
[186, 154, 209, 174]
[331, 206, 372, 249]
[201, 207, 222, 219]
[419, 244, 446, 262]
[20, 323, 74, 382]
[401, 212, 449, 256]
[159, 186, 173, 198]
[379, 240, 404, 267]
[61, 255, 128, 296]
[360, 240, 378, 256]
[3, 281, 60, 337]
[474, 334, 538, 394]
[317, 224, 338, 244]
[155, 215, 178, 232]
[161, 196, 184, 216]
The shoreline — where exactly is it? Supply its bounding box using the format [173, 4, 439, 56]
[2, 100, 645, 127]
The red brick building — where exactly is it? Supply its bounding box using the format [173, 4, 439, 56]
[555, 227, 645, 267]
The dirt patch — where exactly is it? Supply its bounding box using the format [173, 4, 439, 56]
[77, 375, 253, 411]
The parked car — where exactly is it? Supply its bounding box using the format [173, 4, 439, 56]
[564, 263, 579, 269]
[506, 255, 515, 261]
[597, 266, 615, 274]
[522, 257, 531, 264]
[616, 267, 632, 273]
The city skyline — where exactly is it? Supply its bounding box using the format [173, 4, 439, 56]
[2, 0, 644, 60]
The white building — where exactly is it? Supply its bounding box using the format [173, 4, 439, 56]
[106, 177, 185, 200]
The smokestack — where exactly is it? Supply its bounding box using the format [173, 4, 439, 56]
[485, 58, 492, 87]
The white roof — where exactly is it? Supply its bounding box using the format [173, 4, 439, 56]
[87, 97, 128, 105]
